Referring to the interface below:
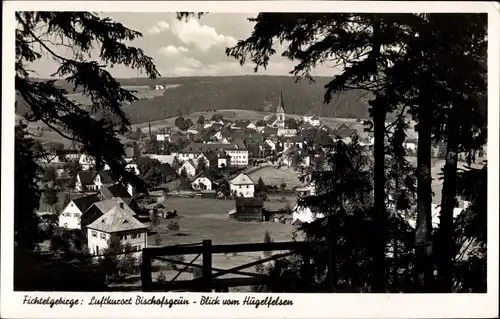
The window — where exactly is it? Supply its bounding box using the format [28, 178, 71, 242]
[246, 185, 249, 188]
[120, 235, 127, 240]
[73, 213, 81, 218]
[100, 233, 107, 239]
[63, 223, 68, 228]
[92, 230, 97, 237]
[131, 233, 140, 239]
[70, 203, 73, 207]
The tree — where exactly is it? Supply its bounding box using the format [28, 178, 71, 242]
[256, 119, 266, 127]
[16, 12, 158, 249]
[43, 186, 59, 213]
[256, 177, 266, 194]
[196, 115, 205, 125]
[263, 230, 274, 258]
[285, 118, 298, 129]
[15, 124, 42, 249]
[196, 157, 207, 174]
[155, 234, 163, 247]
[185, 118, 194, 129]
[150, 210, 161, 229]
[42, 166, 57, 183]
[279, 180, 287, 192]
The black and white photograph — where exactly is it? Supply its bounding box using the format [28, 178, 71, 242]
[1, 1, 498, 318]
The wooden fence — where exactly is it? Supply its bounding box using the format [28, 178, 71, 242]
[141, 240, 310, 292]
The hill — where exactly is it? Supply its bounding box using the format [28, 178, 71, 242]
[16, 76, 372, 125]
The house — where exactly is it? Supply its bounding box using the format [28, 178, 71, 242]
[204, 150, 231, 168]
[264, 139, 277, 151]
[277, 128, 297, 137]
[404, 138, 418, 151]
[232, 197, 264, 221]
[292, 204, 325, 225]
[282, 150, 311, 168]
[99, 184, 133, 202]
[309, 116, 321, 127]
[283, 136, 304, 152]
[75, 171, 115, 192]
[78, 154, 95, 170]
[144, 154, 176, 165]
[58, 194, 101, 229]
[229, 173, 255, 198]
[87, 202, 148, 256]
[125, 161, 140, 175]
[155, 84, 164, 90]
[246, 122, 257, 130]
[295, 184, 316, 197]
[81, 197, 137, 231]
[178, 141, 249, 167]
[187, 123, 203, 135]
[191, 172, 213, 191]
[262, 126, 279, 136]
[178, 159, 197, 177]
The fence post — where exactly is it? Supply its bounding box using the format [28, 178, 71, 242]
[301, 247, 311, 292]
[141, 249, 152, 291]
[202, 240, 212, 292]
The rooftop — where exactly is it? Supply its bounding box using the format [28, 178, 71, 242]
[87, 205, 147, 233]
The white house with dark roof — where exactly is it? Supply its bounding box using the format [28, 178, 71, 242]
[58, 194, 101, 229]
[78, 154, 95, 170]
[177, 141, 248, 167]
[191, 172, 213, 191]
[75, 171, 114, 192]
[81, 197, 137, 230]
[229, 173, 255, 198]
[86, 202, 148, 256]
[178, 159, 197, 177]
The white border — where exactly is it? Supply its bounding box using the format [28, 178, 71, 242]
[2, 2, 499, 318]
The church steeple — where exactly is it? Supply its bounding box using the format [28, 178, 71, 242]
[277, 91, 285, 114]
[276, 91, 285, 128]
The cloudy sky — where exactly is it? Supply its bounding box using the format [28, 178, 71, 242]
[31, 12, 337, 78]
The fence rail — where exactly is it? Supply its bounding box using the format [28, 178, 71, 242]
[141, 240, 310, 292]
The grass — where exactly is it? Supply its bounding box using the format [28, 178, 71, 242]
[247, 166, 304, 189]
[144, 197, 296, 291]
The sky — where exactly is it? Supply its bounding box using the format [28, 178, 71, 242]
[30, 12, 338, 78]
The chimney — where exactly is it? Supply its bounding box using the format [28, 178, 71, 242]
[119, 202, 124, 209]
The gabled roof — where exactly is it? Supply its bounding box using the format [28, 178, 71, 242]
[71, 194, 101, 214]
[90, 198, 136, 216]
[235, 197, 263, 207]
[265, 114, 278, 124]
[77, 171, 95, 185]
[263, 126, 278, 134]
[192, 171, 211, 182]
[100, 184, 131, 200]
[182, 159, 197, 168]
[87, 205, 147, 233]
[230, 173, 254, 185]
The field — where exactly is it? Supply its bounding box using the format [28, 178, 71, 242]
[246, 166, 304, 189]
[107, 197, 297, 291]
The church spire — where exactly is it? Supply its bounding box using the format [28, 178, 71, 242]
[276, 91, 285, 114]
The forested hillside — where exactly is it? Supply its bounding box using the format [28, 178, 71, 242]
[17, 76, 371, 124]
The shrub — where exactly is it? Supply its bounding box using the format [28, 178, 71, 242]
[167, 221, 180, 232]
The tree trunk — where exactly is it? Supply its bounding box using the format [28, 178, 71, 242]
[372, 100, 387, 292]
[415, 104, 434, 292]
[436, 108, 459, 292]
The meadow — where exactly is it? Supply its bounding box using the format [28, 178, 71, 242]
[246, 166, 304, 189]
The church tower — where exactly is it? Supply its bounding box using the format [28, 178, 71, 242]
[276, 91, 285, 128]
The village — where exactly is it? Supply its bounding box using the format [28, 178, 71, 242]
[30, 91, 474, 289]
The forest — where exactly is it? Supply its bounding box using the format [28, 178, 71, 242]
[17, 76, 371, 124]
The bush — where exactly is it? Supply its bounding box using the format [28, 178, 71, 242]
[167, 221, 180, 232]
